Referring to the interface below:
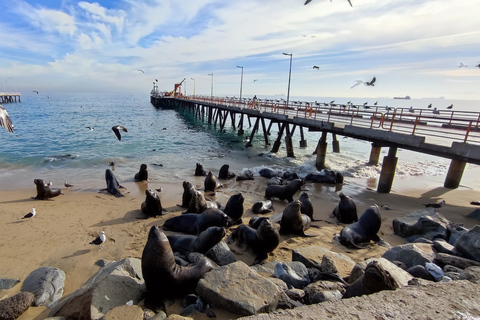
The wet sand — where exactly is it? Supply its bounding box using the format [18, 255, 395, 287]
[1, 167, 480, 319]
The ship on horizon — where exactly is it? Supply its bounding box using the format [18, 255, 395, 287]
[394, 95, 411, 99]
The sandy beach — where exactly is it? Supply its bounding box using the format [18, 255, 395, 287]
[1, 166, 480, 319]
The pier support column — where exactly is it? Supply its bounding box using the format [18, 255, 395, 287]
[444, 159, 466, 189]
[285, 135, 295, 158]
[332, 133, 340, 153]
[315, 132, 328, 170]
[377, 147, 398, 193]
[299, 127, 307, 148]
[238, 129, 244, 135]
[368, 143, 382, 165]
[271, 123, 286, 153]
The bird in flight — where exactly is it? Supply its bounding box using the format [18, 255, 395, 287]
[305, 0, 352, 7]
[86, 126, 94, 131]
[365, 77, 376, 86]
[476, 63, 480, 69]
[351, 80, 364, 89]
[458, 62, 468, 68]
[137, 69, 145, 74]
[312, 66, 320, 70]
[0, 105, 14, 133]
[112, 125, 128, 141]
[32, 90, 39, 94]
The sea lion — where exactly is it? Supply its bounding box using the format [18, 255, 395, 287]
[134, 164, 148, 182]
[251, 200, 274, 214]
[167, 226, 226, 255]
[101, 169, 125, 197]
[179, 181, 196, 208]
[142, 226, 215, 312]
[331, 192, 358, 224]
[141, 189, 166, 217]
[264, 178, 304, 202]
[248, 216, 269, 229]
[204, 171, 222, 193]
[267, 177, 283, 186]
[305, 169, 343, 184]
[298, 192, 314, 221]
[163, 208, 231, 235]
[33, 179, 63, 200]
[280, 200, 315, 237]
[218, 164, 235, 179]
[236, 169, 254, 181]
[338, 204, 382, 249]
[259, 168, 278, 178]
[195, 163, 207, 176]
[184, 190, 208, 214]
[223, 193, 244, 225]
[228, 218, 280, 265]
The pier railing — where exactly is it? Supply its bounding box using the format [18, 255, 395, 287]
[178, 95, 480, 145]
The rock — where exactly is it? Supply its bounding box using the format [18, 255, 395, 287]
[467, 209, 480, 221]
[319, 254, 338, 274]
[433, 239, 455, 255]
[276, 292, 303, 310]
[49, 258, 144, 320]
[406, 265, 436, 281]
[453, 225, 480, 262]
[292, 246, 356, 277]
[205, 240, 237, 266]
[0, 279, 20, 290]
[392, 208, 450, 241]
[436, 252, 480, 269]
[284, 288, 305, 301]
[196, 261, 282, 316]
[458, 266, 480, 284]
[102, 305, 144, 320]
[412, 237, 433, 244]
[166, 315, 193, 320]
[251, 261, 279, 277]
[444, 265, 463, 273]
[274, 262, 310, 289]
[382, 243, 435, 269]
[309, 290, 343, 304]
[303, 281, 346, 304]
[0, 292, 34, 320]
[95, 259, 111, 268]
[266, 277, 288, 292]
[21, 266, 65, 308]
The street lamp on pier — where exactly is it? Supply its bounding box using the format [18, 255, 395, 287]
[236, 66, 243, 104]
[191, 78, 195, 97]
[282, 53, 292, 114]
[208, 73, 214, 98]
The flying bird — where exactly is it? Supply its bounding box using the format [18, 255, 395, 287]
[312, 66, 320, 70]
[253, 79, 258, 82]
[305, 0, 353, 6]
[423, 200, 445, 208]
[365, 77, 376, 86]
[351, 80, 364, 89]
[86, 126, 94, 131]
[458, 62, 468, 68]
[476, 63, 480, 69]
[89, 231, 106, 245]
[137, 69, 145, 74]
[32, 90, 39, 94]
[112, 125, 128, 141]
[0, 105, 15, 133]
[22, 208, 36, 219]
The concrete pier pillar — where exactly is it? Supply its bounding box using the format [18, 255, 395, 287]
[377, 147, 398, 193]
[368, 143, 382, 165]
[238, 129, 244, 135]
[444, 159, 466, 189]
[299, 127, 307, 148]
[285, 135, 295, 158]
[332, 133, 340, 153]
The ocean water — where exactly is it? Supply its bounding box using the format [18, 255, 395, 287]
[0, 92, 477, 191]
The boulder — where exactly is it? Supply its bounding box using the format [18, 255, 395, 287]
[49, 258, 145, 320]
[0, 292, 34, 320]
[309, 290, 343, 304]
[0, 278, 20, 290]
[406, 265, 436, 281]
[392, 208, 449, 241]
[447, 225, 469, 245]
[196, 261, 282, 316]
[453, 225, 480, 262]
[303, 281, 345, 304]
[433, 239, 455, 255]
[382, 243, 435, 268]
[205, 241, 237, 266]
[458, 266, 480, 284]
[292, 246, 356, 277]
[102, 305, 144, 320]
[436, 252, 480, 270]
[21, 266, 65, 308]
[274, 262, 310, 289]
[467, 209, 480, 221]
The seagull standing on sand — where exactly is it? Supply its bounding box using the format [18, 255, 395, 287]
[0, 105, 15, 133]
[112, 125, 128, 141]
[22, 208, 36, 219]
[64, 181, 73, 188]
[90, 231, 106, 246]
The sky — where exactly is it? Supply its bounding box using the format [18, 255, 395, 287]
[0, 0, 479, 100]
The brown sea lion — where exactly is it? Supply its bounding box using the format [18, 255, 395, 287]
[280, 200, 315, 237]
[184, 190, 208, 214]
[99, 169, 125, 197]
[167, 226, 226, 255]
[204, 171, 222, 193]
[134, 163, 148, 182]
[163, 208, 231, 235]
[142, 226, 216, 312]
[251, 200, 274, 214]
[195, 163, 207, 176]
[141, 189, 166, 217]
[298, 192, 314, 221]
[222, 193, 244, 225]
[264, 178, 304, 202]
[236, 169, 254, 181]
[179, 181, 196, 208]
[338, 204, 382, 249]
[331, 192, 358, 224]
[33, 179, 63, 200]
[218, 164, 235, 179]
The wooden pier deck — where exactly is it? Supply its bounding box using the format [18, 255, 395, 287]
[150, 95, 480, 193]
[0, 92, 21, 104]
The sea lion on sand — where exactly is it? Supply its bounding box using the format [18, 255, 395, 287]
[251, 200, 274, 214]
[33, 179, 63, 200]
[218, 164, 235, 179]
[267, 177, 283, 186]
[331, 192, 358, 224]
[141, 189, 166, 217]
[338, 204, 383, 249]
[280, 200, 315, 237]
[100, 169, 125, 197]
[236, 169, 254, 181]
[184, 191, 208, 214]
[134, 164, 148, 181]
[298, 192, 314, 220]
[167, 226, 226, 255]
[204, 171, 222, 193]
[248, 216, 269, 229]
[163, 208, 231, 235]
[142, 226, 215, 312]
[179, 181, 196, 208]
[228, 218, 280, 265]
[223, 193, 244, 225]
[195, 163, 207, 176]
[305, 169, 343, 184]
[259, 168, 278, 178]
[264, 178, 304, 202]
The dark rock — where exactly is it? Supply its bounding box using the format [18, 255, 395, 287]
[406, 265, 436, 281]
[276, 292, 303, 309]
[292, 246, 356, 277]
[0, 278, 20, 290]
[467, 209, 480, 221]
[303, 281, 346, 304]
[453, 225, 480, 262]
[285, 288, 305, 302]
[392, 208, 450, 242]
[382, 243, 435, 269]
[274, 262, 310, 289]
[436, 252, 480, 269]
[0, 292, 34, 320]
[433, 239, 455, 255]
[205, 240, 237, 266]
[459, 266, 480, 284]
[21, 266, 65, 308]
[447, 225, 469, 246]
[413, 237, 433, 244]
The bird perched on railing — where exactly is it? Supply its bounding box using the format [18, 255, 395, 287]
[0, 105, 14, 133]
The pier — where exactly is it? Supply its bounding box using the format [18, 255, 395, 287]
[0, 92, 21, 104]
[150, 94, 480, 193]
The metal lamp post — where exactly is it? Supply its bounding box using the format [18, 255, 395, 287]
[282, 53, 292, 114]
[208, 73, 214, 98]
[191, 78, 195, 97]
[236, 66, 243, 104]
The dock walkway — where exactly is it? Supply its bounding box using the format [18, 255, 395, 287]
[0, 92, 21, 104]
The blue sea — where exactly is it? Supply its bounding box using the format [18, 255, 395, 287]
[0, 92, 478, 191]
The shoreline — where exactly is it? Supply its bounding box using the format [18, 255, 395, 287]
[1, 168, 480, 319]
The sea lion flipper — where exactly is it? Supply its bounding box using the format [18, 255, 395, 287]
[252, 253, 268, 265]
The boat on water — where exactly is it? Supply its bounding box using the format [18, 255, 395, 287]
[394, 95, 411, 99]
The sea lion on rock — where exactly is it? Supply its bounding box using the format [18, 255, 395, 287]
[338, 204, 383, 249]
[236, 169, 254, 181]
[280, 200, 315, 237]
[251, 200, 274, 214]
[163, 208, 231, 235]
[134, 164, 148, 181]
[167, 226, 226, 255]
[331, 192, 358, 224]
[222, 193, 244, 225]
[195, 163, 207, 176]
[218, 164, 235, 180]
[179, 181, 196, 208]
[264, 178, 304, 202]
[101, 169, 125, 197]
[141, 189, 166, 217]
[298, 192, 314, 221]
[33, 179, 63, 200]
[228, 218, 280, 265]
[142, 226, 215, 312]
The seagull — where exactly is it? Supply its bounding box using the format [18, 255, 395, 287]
[137, 69, 145, 74]
[90, 231, 106, 245]
[32, 90, 39, 94]
[64, 181, 73, 188]
[476, 63, 480, 69]
[22, 208, 36, 219]
[86, 126, 94, 131]
[0, 105, 15, 133]
[253, 79, 257, 82]
[351, 80, 364, 88]
[365, 76, 376, 86]
[423, 199, 445, 208]
[447, 104, 453, 109]
[409, 107, 414, 113]
[427, 103, 432, 108]
[47, 181, 53, 187]
[111, 125, 128, 141]
[458, 62, 468, 68]
[305, 0, 353, 7]
[433, 107, 440, 115]
[312, 66, 320, 70]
